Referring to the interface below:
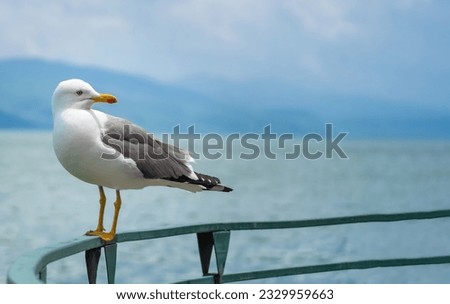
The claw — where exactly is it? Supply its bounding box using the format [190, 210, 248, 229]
[86, 230, 116, 241]
[85, 229, 104, 236]
[98, 232, 116, 242]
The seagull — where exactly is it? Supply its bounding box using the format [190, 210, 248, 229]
[52, 79, 232, 241]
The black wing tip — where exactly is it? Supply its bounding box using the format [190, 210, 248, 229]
[208, 185, 233, 192]
[167, 172, 233, 192]
[222, 186, 233, 192]
[195, 173, 233, 192]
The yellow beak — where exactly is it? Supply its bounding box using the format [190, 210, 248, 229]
[92, 93, 117, 104]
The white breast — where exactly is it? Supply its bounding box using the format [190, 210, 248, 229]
[53, 109, 146, 189]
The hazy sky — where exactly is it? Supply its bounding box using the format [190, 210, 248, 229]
[1, 0, 449, 105]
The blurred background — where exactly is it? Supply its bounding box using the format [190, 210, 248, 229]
[1, 0, 450, 283]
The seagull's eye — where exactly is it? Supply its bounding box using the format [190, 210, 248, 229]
[75, 90, 83, 96]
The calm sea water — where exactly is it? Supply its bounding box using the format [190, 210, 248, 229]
[1, 131, 450, 283]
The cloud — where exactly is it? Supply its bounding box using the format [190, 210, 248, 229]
[164, 0, 267, 45]
[0, 1, 131, 62]
[0, 0, 448, 104]
[0, 0, 362, 81]
[283, 0, 360, 41]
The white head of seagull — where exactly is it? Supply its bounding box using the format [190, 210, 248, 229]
[51, 79, 232, 241]
[52, 79, 117, 114]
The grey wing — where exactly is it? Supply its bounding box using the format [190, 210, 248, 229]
[101, 115, 196, 180]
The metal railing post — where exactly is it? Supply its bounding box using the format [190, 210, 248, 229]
[196, 230, 230, 283]
[85, 247, 101, 284]
[212, 231, 230, 283]
[197, 232, 214, 276]
[39, 268, 47, 283]
[104, 243, 117, 284]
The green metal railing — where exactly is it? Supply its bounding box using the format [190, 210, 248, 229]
[7, 209, 450, 284]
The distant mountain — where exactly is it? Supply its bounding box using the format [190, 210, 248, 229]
[1, 58, 449, 138]
[0, 58, 319, 134]
[0, 110, 36, 129]
[181, 76, 450, 139]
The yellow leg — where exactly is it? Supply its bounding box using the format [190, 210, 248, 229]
[86, 186, 107, 236]
[86, 189, 122, 241]
[97, 190, 122, 241]
[107, 190, 122, 239]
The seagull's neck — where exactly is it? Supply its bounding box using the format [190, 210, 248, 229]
[52, 98, 95, 115]
[52, 104, 94, 117]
